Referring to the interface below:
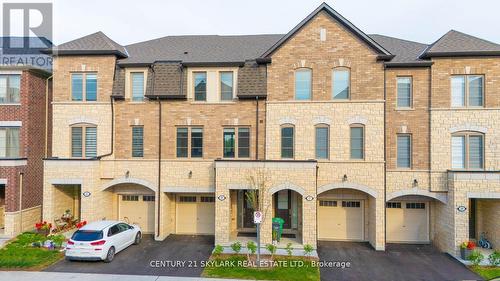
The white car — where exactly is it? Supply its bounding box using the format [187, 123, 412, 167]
[65, 220, 142, 262]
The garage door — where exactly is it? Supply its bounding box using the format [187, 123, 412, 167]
[387, 202, 429, 243]
[119, 194, 155, 233]
[176, 195, 215, 234]
[318, 200, 364, 241]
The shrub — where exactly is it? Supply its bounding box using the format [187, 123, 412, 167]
[213, 245, 224, 256]
[266, 244, 277, 260]
[285, 242, 293, 256]
[488, 250, 500, 266]
[246, 241, 257, 261]
[47, 234, 66, 248]
[468, 250, 484, 266]
[303, 244, 314, 256]
[230, 241, 242, 254]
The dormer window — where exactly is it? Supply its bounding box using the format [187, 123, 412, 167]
[194, 72, 207, 101]
[131, 72, 145, 101]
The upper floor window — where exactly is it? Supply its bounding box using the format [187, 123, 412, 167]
[295, 69, 311, 100]
[451, 75, 484, 107]
[71, 125, 97, 158]
[397, 77, 412, 108]
[238, 128, 250, 158]
[0, 74, 20, 104]
[281, 125, 294, 159]
[194, 72, 207, 101]
[223, 128, 235, 158]
[131, 126, 144, 157]
[72, 73, 97, 101]
[131, 72, 145, 101]
[222, 127, 250, 158]
[176, 127, 203, 158]
[315, 125, 329, 159]
[397, 134, 411, 168]
[350, 125, 364, 160]
[332, 68, 350, 99]
[0, 127, 20, 158]
[220, 72, 234, 101]
[452, 132, 484, 169]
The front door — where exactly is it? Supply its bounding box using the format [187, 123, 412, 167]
[242, 190, 256, 228]
[275, 190, 291, 229]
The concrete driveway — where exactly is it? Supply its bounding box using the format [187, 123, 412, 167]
[45, 235, 214, 277]
[317, 241, 482, 281]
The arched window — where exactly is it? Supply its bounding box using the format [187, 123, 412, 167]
[315, 124, 329, 159]
[451, 132, 484, 169]
[295, 68, 311, 100]
[71, 123, 97, 158]
[281, 125, 295, 159]
[332, 67, 350, 99]
[350, 124, 364, 160]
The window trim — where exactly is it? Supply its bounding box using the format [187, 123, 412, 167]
[396, 76, 413, 109]
[451, 131, 485, 170]
[450, 74, 485, 108]
[70, 72, 98, 102]
[294, 68, 312, 100]
[221, 126, 251, 159]
[280, 124, 295, 159]
[332, 67, 351, 100]
[0, 126, 20, 158]
[314, 124, 330, 160]
[396, 133, 412, 169]
[349, 124, 365, 160]
[70, 123, 97, 158]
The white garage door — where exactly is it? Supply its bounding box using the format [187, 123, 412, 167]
[119, 194, 155, 233]
[176, 195, 215, 234]
[318, 200, 364, 241]
[387, 202, 429, 243]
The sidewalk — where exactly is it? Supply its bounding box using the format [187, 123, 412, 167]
[0, 271, 244, 281]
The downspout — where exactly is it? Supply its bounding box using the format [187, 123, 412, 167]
[44, 75, 52, 158]
[18, 172, 24, 233]
[255, 96, 259, 159]
[383, 64, 387, 249]
[150, 65, 161, 238]
[96, 95, 114, 159]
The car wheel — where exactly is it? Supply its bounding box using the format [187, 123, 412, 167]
[104, 247, 115, 263]
[133, 232, 142, 245]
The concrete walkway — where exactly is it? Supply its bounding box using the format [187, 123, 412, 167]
[0, 271, 244, 281]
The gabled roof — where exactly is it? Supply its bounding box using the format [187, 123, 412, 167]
[421, 30, 500, 58]
[369, 34, 432, 67]
[46, 31, 128, 58]
[260, 2, 392, 59]
[119, 34, 283, 66]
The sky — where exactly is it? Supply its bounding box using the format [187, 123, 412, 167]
[2, 0, 500, 46]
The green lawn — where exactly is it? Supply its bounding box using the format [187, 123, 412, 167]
[0, 232, 64, 270]
[202, 255, 320, 281]
[469, 266, 500, 281]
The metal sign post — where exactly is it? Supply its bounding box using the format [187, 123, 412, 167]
[254, 211, 262, 267]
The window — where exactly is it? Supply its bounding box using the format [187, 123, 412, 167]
[132, 126, 144, 157]
[281, 126, 294, 158]
[332, 68, 350, 99]
[220, 72, 233, 101]
[122, 195, 139, 201]
[201, 196, 215, 203]
[342, 201, 361, 208]
[0, 74, 20, 104]
[386, 202, 402, 208]
[72, 230, 103, 241]
[315, 125, 329, 159]
[397, 77, 412, 108]
[0, 127, 20, 158]
[143, 195, 155, 202]
[179, 196, 197, 202]
[350, 126, 364, 160]
[223, 128, 235, 158]
[295, 69, 311, 100]
[397, 135, 411, 168]
[319, 200, 337, 207]
[131, 72, 145, 101]
[108, 225, 120, 236]
[406, 202, 425, 209]
[176, 128, 188, 158]
[71, 125, 97, 158]
[452, 133, 484, 169]
[194, 72, 207, 101]
[72, 73, 97, 101]
[451, 75, 484, 107]
[191, 128, 203, 158]
[238, 128, 250, 158]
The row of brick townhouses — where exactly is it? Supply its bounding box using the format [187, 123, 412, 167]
[3, 3, 497, 256]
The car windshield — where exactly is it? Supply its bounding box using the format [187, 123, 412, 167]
[71, 230, 103, 241]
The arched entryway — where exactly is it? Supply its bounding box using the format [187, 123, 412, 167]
[271, 188, 303, 245]
[102, 178, 156, 234]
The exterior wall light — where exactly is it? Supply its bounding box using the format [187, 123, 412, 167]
[188, 170, 193, 178]
[342, 174, 348, 182]
[413, 179, 418, 187]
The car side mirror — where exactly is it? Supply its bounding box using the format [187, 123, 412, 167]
[129, 225, 134, 229]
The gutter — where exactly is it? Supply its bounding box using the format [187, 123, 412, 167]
[255, 96, 259, 159]
[44, 75, 53, 158]
[95, 95, 115, 159]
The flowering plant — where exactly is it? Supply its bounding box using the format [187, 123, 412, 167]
[76, 220, 87, 229]
[460, 241, 476, 250]
[35, 221, 52, 231]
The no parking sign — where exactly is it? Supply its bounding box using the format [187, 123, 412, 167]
[253, 211, 262, 224]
